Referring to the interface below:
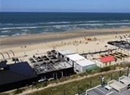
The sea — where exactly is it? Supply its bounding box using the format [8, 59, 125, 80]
[0, 12, 130, 37]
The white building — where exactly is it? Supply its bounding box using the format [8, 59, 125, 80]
[119, 75, 130, 88]
[108, 80, 127, 93]
[66, 54, 98, 73]
[95, 55, 116, 68]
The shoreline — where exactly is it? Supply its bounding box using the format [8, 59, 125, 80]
[0, 27, 130, 55]
[1, 27, 130, 46]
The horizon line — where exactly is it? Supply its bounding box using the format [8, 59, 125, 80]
[1, 11, 130, 14]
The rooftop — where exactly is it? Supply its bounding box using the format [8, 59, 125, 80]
[0, 62, 37, 86]
[119, 75, 130, 85]
[66, 54, 84, 61]
[58, 50, 76, 55]
[66, 54, 96, 66]
[100, 55, 115, 63]
[29, 53, 73, 75]
[108, 80, 127, 92]
[0, 60, 7, 68]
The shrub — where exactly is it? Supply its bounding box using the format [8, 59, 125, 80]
[100, 67, 111, 72]
[14, 88, 24, 94]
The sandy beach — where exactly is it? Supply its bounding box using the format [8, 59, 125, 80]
[0, 27, 130, 60]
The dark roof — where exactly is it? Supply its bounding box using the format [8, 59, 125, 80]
[100, 56, 115, 63]
[0, 62, 37, 86]
[0, 61, 7, 68]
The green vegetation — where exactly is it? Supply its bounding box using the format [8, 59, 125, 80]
[13, 88, 25, 94]
[35, 81, 48, 89]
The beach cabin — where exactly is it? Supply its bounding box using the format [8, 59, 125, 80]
[66, 54, 98, 73]
[96, 55, 116, 68]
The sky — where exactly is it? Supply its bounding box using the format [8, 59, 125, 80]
[0, 0, 130, 13]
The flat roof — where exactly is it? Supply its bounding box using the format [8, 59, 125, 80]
[66, 54, 84, 61]
[0, 62, 37, 86]
[34, 61, 72, 75]
[66, 54, 95, 66]
[58, 50, 76, 55]
[108, 80, 127, 92]
[119, 76, 130, 85]
[30, 52, 73, 75]
[33, 63, 56, 74]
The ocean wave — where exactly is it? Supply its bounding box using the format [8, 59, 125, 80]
[105, 22, 130, 25]
[1, 22, 130, 32]
[0, 21, 72, 26]
[0, 26, 39, 30]
[0, 22, 128, 30]
[0, 20, 113, 26]
[12, 33, 27, 36]
[21, 29, 29, 32]
[45, 21, 71, 24]
[0, 35, 9, 37]
[12, 33, 21, 37]
[120, 20, 130, 22]
[1, 20, 130, 27]
[77, 23, 104, 26]
[87, 21, 103, 23]
[1, 23, 38, 26]
[1, 30, 10, 33]
[0, 24, 100, 30]
[20, 32, 28, 36]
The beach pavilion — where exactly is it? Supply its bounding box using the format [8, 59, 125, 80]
[0, 61, 37, 92]
[96, 55, 116, 67]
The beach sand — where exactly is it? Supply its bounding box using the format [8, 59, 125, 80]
[0, 27, 130, 60]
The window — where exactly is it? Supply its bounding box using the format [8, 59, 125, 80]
[67, 58, 69, 61]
